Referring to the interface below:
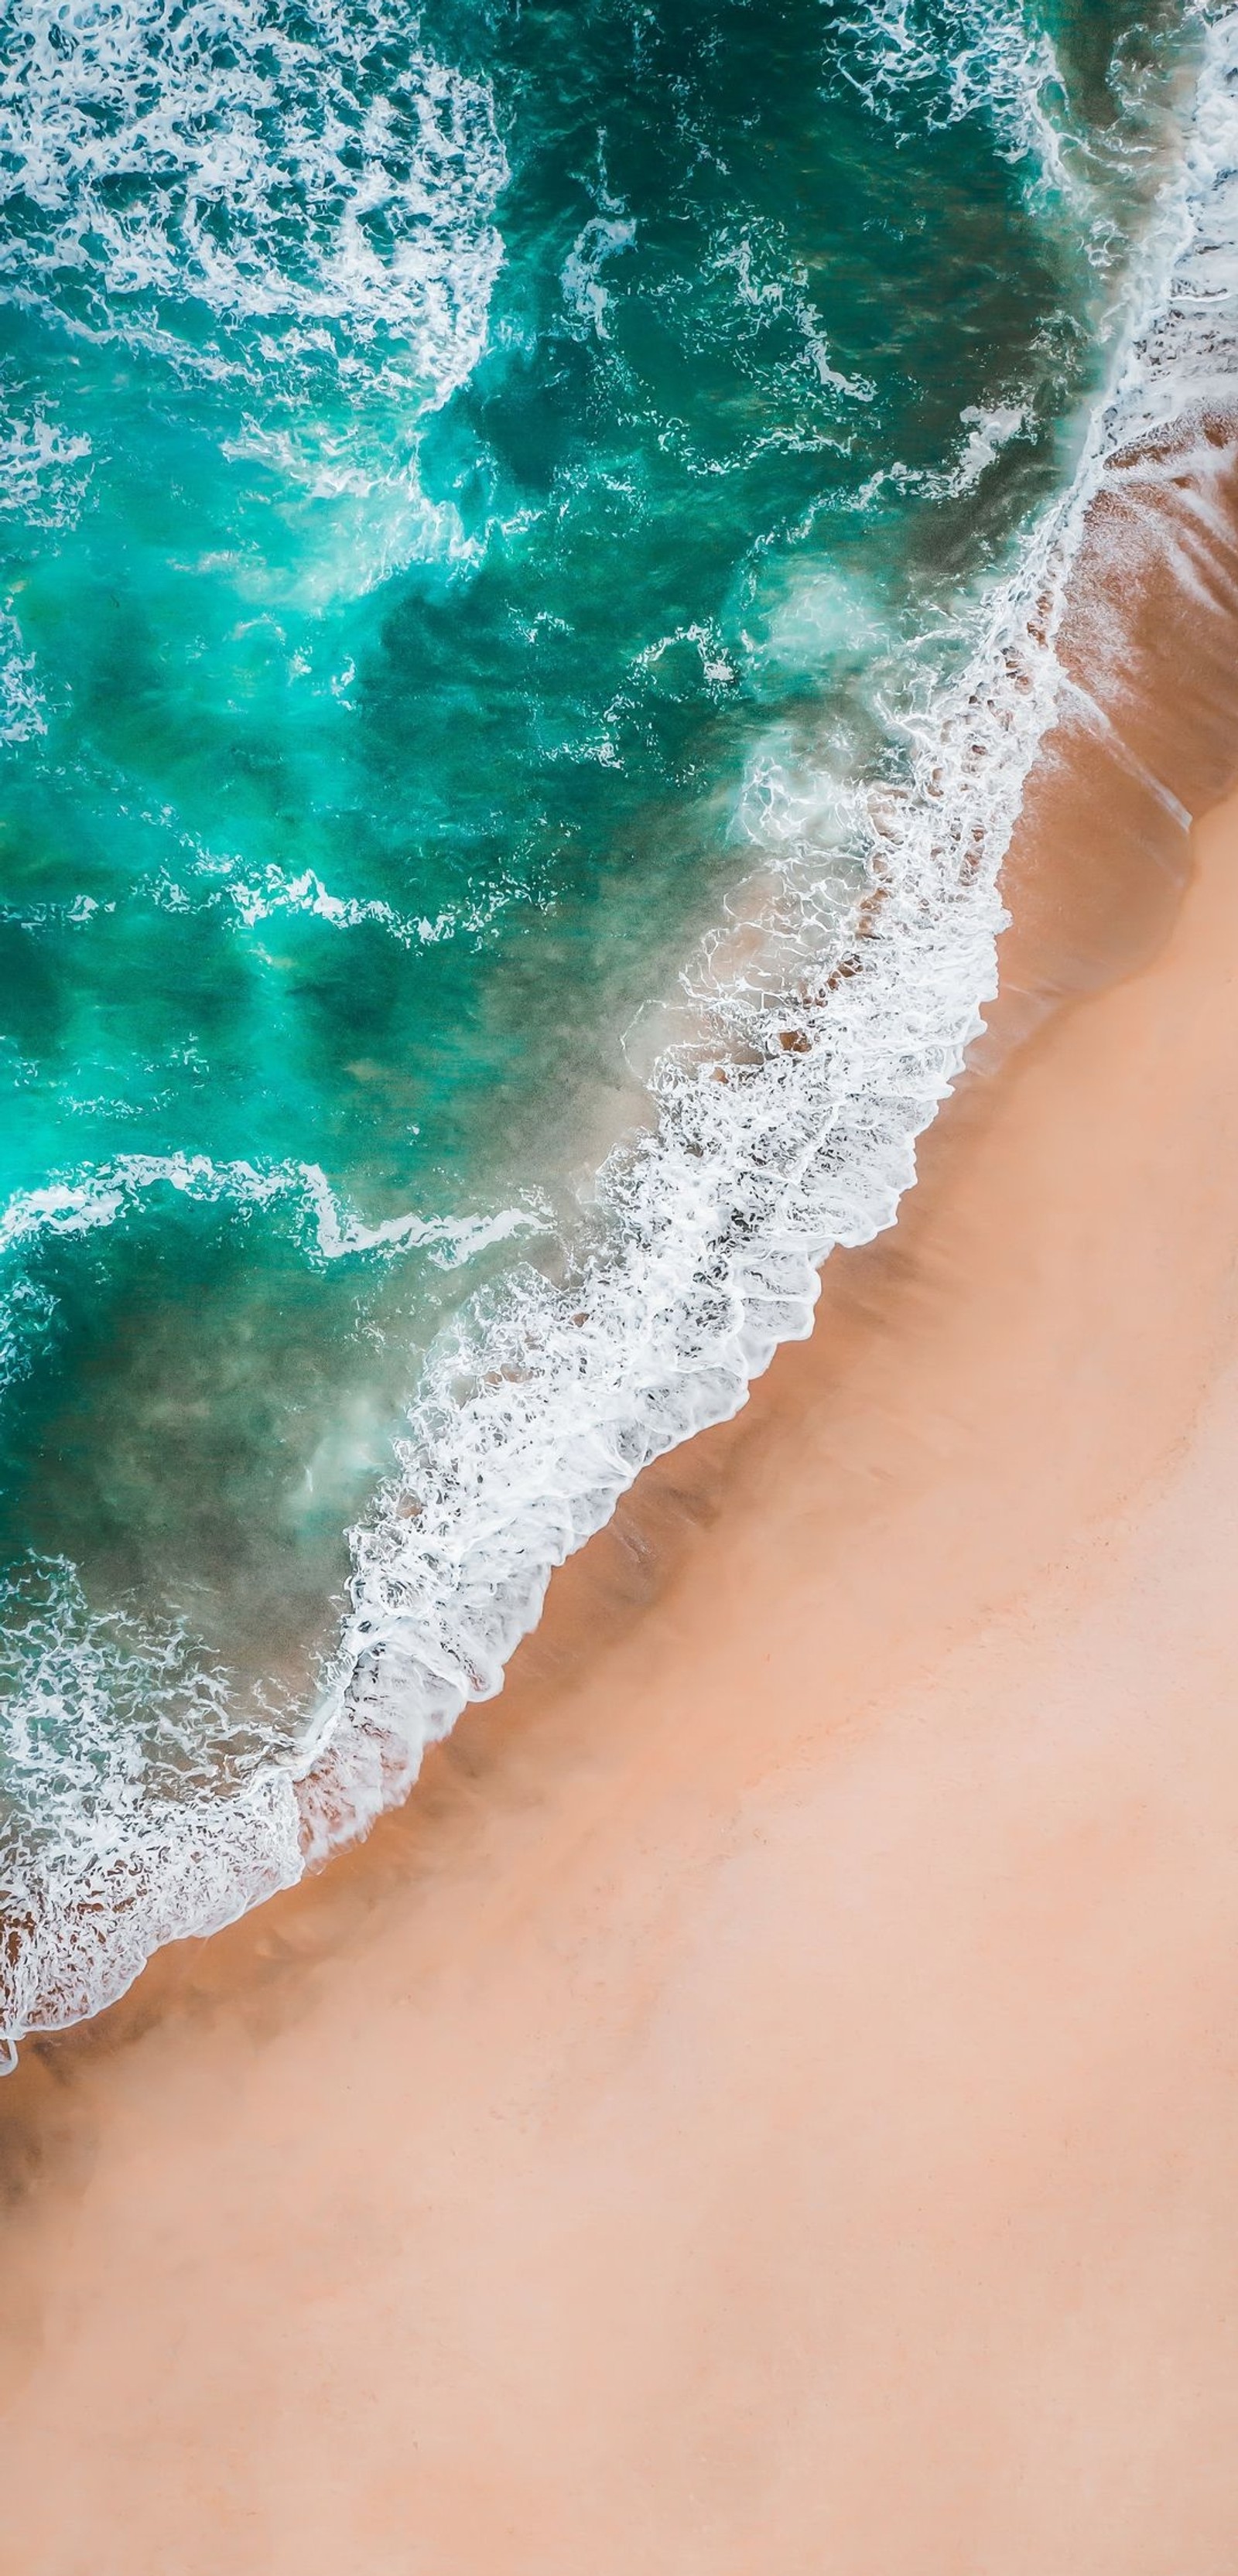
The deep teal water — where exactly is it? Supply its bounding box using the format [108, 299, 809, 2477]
[0, 0, 1206, 2038]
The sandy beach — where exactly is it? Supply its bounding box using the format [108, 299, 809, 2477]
[6, 468, 1238, 2565]
[7, 391, 1238, 2565]
[9, 0, 1238, 2559]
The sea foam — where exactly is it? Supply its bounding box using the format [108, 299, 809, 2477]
[0, 0, 508, 402]
[4, 2, 1238, 2063]
[0, 0, 510, 598]
[292, 5, 1238, 1832]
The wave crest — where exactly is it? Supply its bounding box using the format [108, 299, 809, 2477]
[0, 0, 508, 407]
[5, 4, 1238, 2060]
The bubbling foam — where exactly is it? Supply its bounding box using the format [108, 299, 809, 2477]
[294, 3, 1238, 1838]
[0, 607, 43, 743]
[0, 0, 508, 408]
[831, 0, 1079, 209]
[5, 4, 1238, 2061]
[0, 1554, 303, 2075]
[0, 1149, 540, 1295]
[831, 0, 1198, 286]
[0, 397, 91, 528]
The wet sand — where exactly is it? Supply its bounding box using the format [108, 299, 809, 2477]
[8, 444, 1238, 2569]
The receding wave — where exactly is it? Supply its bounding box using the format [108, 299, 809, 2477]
[302, 5, 1238, 1841]
[2, 0, 1236, 2061]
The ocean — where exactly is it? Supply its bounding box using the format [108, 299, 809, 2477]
[0, 0, 1232, 2058]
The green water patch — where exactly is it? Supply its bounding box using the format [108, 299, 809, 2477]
[0, 0, 1202, 1935]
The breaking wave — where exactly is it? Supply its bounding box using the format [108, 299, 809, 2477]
[0, 0, 508, 404]
[296, 6, 1238, 1833]
[4, 0, 1238, 2061]
[0, 1150, 539, 1272]
[0, 0, 510, 591]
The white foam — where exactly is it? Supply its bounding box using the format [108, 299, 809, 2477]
[0, 0, 508, 405]
[561, 212, 637, 340]
[833, 0, 1079, 210]
[221, 864, 444, 945]
[0, 1554, 303, 2075]
[143, 838, 504, 949]
[952, 401, 1029, 491]
[0, 398, 91, 528]
[295, 4, 1238, 1832]
[0, 1150, 542, 1315]
[0, 0, 509, 594]
[0, 606, 44, 743]
[832, 0, 1199, 296]
[714, 231, 877, 405]
[5, 4, 1238, 2060]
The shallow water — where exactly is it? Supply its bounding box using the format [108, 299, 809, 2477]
[0, 0, 1219, 2046]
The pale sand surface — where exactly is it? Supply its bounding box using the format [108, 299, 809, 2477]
[6, 722, 1238, 2558]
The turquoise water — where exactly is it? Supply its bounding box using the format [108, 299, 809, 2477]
[0, 0, 1212, 2043]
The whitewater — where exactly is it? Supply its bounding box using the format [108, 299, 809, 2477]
[2, 0, 1236, 2059]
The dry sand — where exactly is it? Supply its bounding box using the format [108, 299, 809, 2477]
[7, 458, 1238, 2569]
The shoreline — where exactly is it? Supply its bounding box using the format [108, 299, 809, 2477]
[8, 705, 1238, 2562]
[10, 21, 1238, 2571]
[10, 17, 1238, 2050]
